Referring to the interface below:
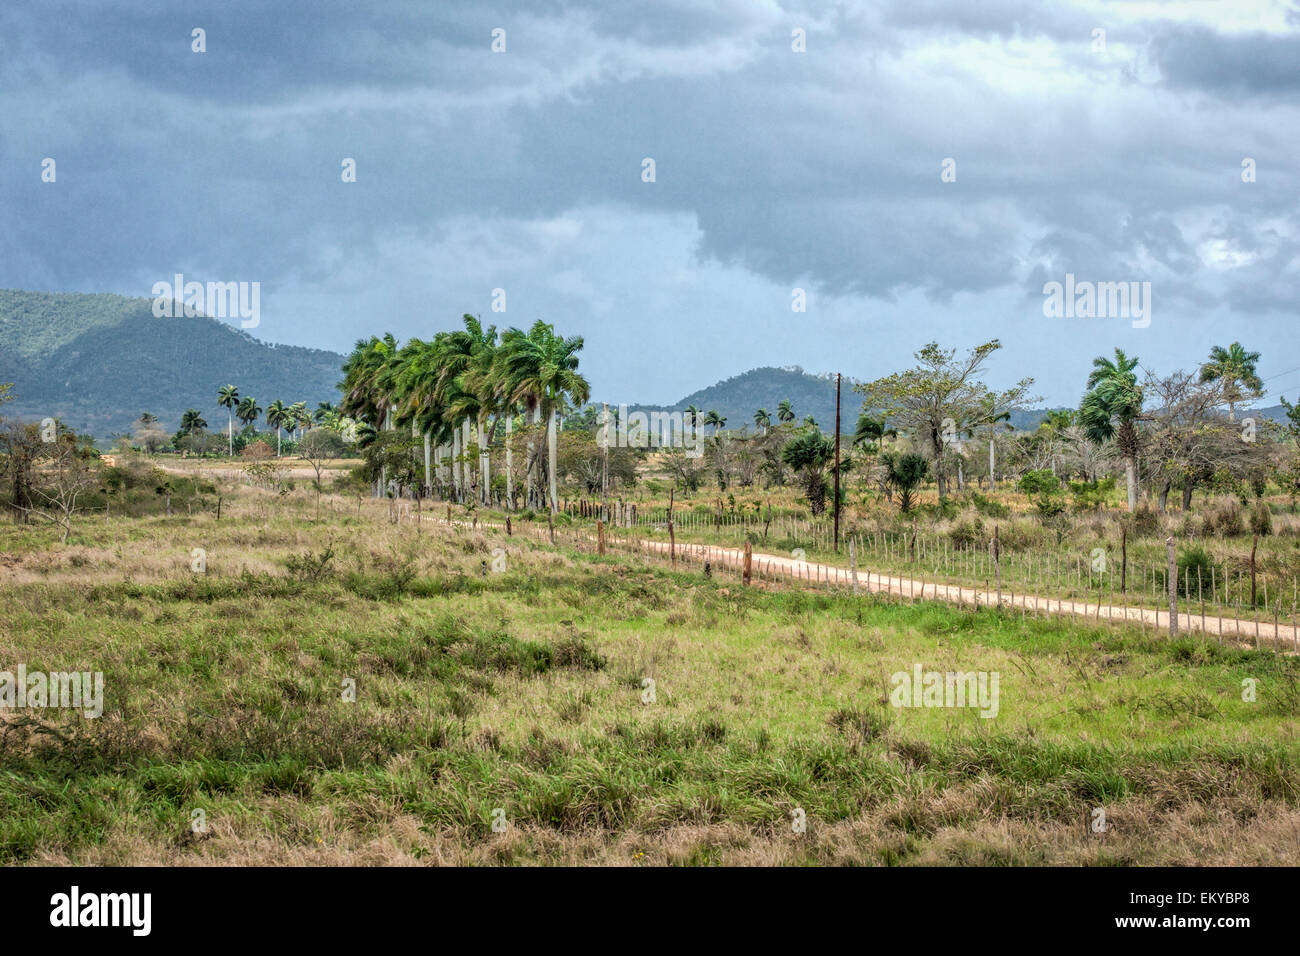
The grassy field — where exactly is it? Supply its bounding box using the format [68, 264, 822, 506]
[2, 469, 1299, 865]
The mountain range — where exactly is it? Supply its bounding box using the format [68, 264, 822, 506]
[0, 290, 1291, 439]
[0, 290, 345, 437]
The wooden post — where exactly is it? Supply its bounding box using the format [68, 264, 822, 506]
[993, 524, 1001, 608]
[668, 487, 676, 566]
[1250, 534, 1258, 609]
[1120, 525, 1127, 594]
[743, 540, 752, 586]
[506, 515, 512, 536]
[1167, 536, 1178, 637]
[833, 372, 841, 552]
[850, 537, 860, 595]
[597, 520, 605, 556]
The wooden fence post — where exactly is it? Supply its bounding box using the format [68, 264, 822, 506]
[1167, 536, 1178, 637]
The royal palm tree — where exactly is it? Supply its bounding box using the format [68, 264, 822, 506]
[429, 317, 495, 502]
[180, 409, 207, 435]
[684, 405, 702, 430]
[1079, 349, 1143, 511]
[339, 333, 400, 491]
[289, 402, 310, 440]
[777, 399, 795, 424]
[496, 320, 589, 512]
[236, 396, 262, 432]
[853, 413, 885, 451]
[266, 399, 290, 457]
[1200, 342, 1262, 422]
[217, 384, 239, 456]
[314, 401, 335, 424]
[753, 408, 771, 436]
[703, 410, 725, 436]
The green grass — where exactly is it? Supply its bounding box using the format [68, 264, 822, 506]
[1, 487, 1298, 865]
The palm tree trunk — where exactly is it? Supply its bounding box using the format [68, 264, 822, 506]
[276, 427, 282, 457]
[505, 411, 513, 509]
[423, 431, 431, 494]
[1124, 456, 1137, 512]
[452, 426, 462, 500]
[527, 405, 540, 508]
[228, 410, 234, 456]
[479, 415, 490, 505]
[988, 428, 996, 489]
[548, 406, 558, 513]
[462, 419, 473, 502]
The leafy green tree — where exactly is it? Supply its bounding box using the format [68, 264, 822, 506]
[777, 399, 795, 423]
[856, 340, 1033, 499]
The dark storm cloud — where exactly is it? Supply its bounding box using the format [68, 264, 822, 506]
[0, 0, 1297, 405]
[1151, 23, 1300, 95]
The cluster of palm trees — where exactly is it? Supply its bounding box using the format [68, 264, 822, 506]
[213, 385, 321, 456]
[1079, 341, 1262, 512]
[338, 316, 588, 511]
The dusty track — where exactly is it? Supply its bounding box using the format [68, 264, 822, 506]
[431, 512, 1298, 653]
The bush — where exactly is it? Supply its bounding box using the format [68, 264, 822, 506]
[1172, 545, 1220, 598]
[918, 496, 960, 521]
[967, 492, 1010, 519]
[1069, 478, 1115, 512]
[1250, 501, 1273, 537]
[1208, 501, 1243, 538]
[1131, 502, 1160, 538]
[1018, 469, 1060, 496]
[948, 516, 986, 549]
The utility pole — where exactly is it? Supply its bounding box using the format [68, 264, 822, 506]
[833, 372, 842, 552]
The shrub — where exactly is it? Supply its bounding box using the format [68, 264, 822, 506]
[1131, 502, 1160, 538]
[967, 492, 1010, 519]
[1209, 501, 1243, 538]
[949, 517, 985, 549]
[1250, 501, 1273, 537]
[1018, 469, 1060, 496]
[1070, 478, 1115, 512]
[1172, 545, 1220, 598]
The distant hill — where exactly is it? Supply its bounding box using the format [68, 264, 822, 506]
[619, 366, 1074, 434]
[623, 366, 851, 430]
[0, 290, 345, 437]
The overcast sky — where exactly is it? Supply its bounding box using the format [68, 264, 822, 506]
[2, 0, 1298, 407]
